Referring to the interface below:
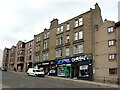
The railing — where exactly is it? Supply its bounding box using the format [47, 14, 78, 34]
[94, 76, 119, 85]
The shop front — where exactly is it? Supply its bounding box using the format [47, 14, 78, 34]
[56, 58, 72, 78]
[34, 61, 49, 75]
[40, 61, 49, 75]
[48, 60, 57, 76]
[71, 54, 93, 81]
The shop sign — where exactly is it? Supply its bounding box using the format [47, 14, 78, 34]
[41, 62, 49, 65]
[72, 54, 92, 62]
[56, 58, 71, 65]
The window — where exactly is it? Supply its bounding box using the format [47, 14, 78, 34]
[75, 20, 79, 27]
[109, 68, 117, 75]
[79, 65, 89, 77]
[66, 35, 70, 43]
[36, 36, 40, 42]
[66, 47, 70, 56]
[56, 37, 63, 45]
[78, 44, 83, 53]
[57, 26, 64, 34]
[108, 40, 115, 46]
[74, 17, 83, 28]
[59, 37, 62, 45]
[61, 26, 63, 32]
[74, 45, 78, 54]
[47, 32, 50, 38]
[43, 52, 48, 60]
[67, 23, 70, 31]
[79, 31, 83, 39]
[79, 17, 83, 26]
[57, 27, 60, 34]
[56, 49, 62, 58]
[109, 54, 116, 60]
[43, 40, 48, 49]
[36, 45, 40, 52]
[74, 44, 83, 54]
[107, 27, 114, 33]
[74, 32, 78, 41]
[44, 33, 47, 39]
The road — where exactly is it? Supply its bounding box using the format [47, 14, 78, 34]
[1, 71, 116, 88]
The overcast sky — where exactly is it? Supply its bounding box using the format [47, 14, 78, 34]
[0, 0, 119, 51]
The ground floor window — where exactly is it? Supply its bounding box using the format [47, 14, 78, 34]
[79, 65, 89, 77]
[57, 65, 66, 76]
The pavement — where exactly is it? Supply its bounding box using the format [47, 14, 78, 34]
[8, 70, 119, 88]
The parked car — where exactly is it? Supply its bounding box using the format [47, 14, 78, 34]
[27, 68, 45, 77]
[0, 67, 7, 71]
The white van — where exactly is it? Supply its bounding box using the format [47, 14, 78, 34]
[27, 68, 45, 77]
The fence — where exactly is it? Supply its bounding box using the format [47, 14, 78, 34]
[94, 76, 119, 85]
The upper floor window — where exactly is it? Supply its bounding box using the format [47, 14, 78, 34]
[109, 68, 117, 75]
[56, 48, 62, 58]
[75, 20, 79, 27]
[79, 31, 83, 39]
[74, 31, 83, 41]
[44, 32, 50, 39]
[36, 36, 40, 42]
[65, 47, 70, 56]
[108, 54, 116, 60]
[57, 26, 64, 34]
[79, 17, 83, 26]
[74, 44, 83, 54]
[66, 35, 70, 43]
[108, 40, 116, 47]
[66, 23, 70, 31]
[74, 17, 83, 28]
[43, 40, 48, 49]
[107, 26, 114, 33]
[43, 52, 48, 61]
[56, 37, 63, 46]
[74, 32, 78, 41]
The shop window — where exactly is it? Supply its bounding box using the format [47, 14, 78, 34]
[57, 65, 65, 76]
[109, 68, 117, 75]
[79, 65, 89, 77]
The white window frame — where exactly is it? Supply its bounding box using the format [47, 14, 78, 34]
[75, 20, 79, 27]
[57, 27, 60, 34]
[108, 40, 115, 46]
[74, 32, 78, 41]
[67, 23, 70, 31]
[79, 31, 83, 39]
[108, 27, 114, 33]
[109, 54, 116, 60]
[79, 17, 83, 26]
[78, 44, 83, 53]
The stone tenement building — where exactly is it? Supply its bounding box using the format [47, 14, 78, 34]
[2, 3, 119, 84]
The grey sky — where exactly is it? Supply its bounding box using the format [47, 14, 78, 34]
[0, 0, 119, 50]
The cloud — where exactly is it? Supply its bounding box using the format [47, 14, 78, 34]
[0, 0, 119, 50]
